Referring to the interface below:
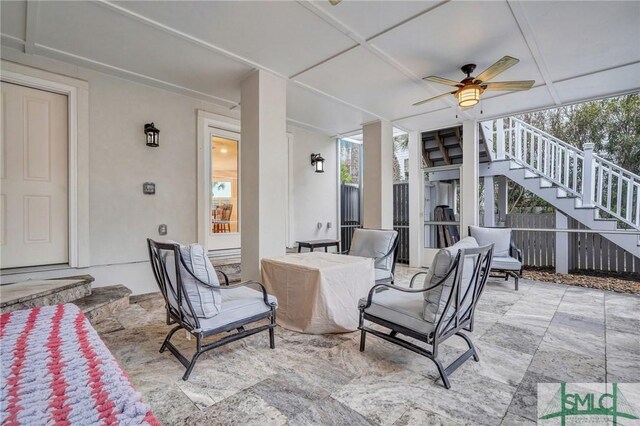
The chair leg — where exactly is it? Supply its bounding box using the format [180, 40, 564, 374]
[269, 309, 276, 349]
[182, 351, 203, 381]
[182, 335, 203, 381]
[360, 329, 367, 352]
[514, 273, 519, 291]
[160, 325, 182, 353]
[433, 357, 451, 389]
[456, 331, 480, 362]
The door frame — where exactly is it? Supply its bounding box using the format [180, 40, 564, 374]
[1, 66, 89, 268]
[196, 110, 241, 253]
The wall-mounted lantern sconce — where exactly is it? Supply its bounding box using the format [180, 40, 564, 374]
[310, 153, 325, 173]
[144, 122, 160, 147]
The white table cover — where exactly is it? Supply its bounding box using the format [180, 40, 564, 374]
[261, 252, 375, 334]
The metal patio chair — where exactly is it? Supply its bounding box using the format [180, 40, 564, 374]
[469, 225, 523, 290]
[344, 228, 400, 285]
[147, 239, 277, 380]
[358, 239, 494, 389]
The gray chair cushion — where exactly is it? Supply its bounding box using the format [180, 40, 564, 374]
[350, 229, 397, 271]
[422, 237, 479, 323]
[374, 268, 393, 282]
[166, 242, 222, 319]
[469, 226, 511, 258]
[359, 291, 435, 336]
[492, 256, 522, 271]
[196, 287, 277, 333]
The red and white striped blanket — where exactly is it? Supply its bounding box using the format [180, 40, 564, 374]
[0, 304, 160, 426]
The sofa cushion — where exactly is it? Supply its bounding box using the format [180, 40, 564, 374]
[359, 291, 435, 336]
[422, 236, 479, 323]
[374, 268, 393, 282]
[197, 286, 276, 333]
[350, 229, 397, 271]
[165, 242, 222, 319]
[469, 226, 511, 258]
[492, 256, 522, 271]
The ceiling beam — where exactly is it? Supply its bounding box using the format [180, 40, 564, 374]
[434, 131, 451, 165]
[94, 0, 390, 124]
[24, 0, 39, 54]
[293, 0, 473, 120]
[507, 0, 562, 105]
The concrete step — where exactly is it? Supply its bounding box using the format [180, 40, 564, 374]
[74, 284, 132, 324]
[210, 256, 242, 283]
[0, 275, 94, 313]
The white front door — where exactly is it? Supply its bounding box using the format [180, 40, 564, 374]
[208, 128, 240, 252]
[0, 82, 69, 268]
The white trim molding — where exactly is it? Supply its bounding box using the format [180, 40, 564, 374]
[196, 110, 241, 252]
[0, 60, 90, 267]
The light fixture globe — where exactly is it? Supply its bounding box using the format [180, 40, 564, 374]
[456, 84, 482, 108]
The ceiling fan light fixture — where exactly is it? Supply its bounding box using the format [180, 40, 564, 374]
[457, 84, 482, 107]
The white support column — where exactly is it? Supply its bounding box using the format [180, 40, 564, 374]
[408, 131, 423, 267]
[496, 176, 508, 225]
[362, 120, 393, 229]
[582, 142, 595, 207]
[483, 176, 495, 227]
[460, 120, 479, 237]
[496, 118, 505, 160]
[555, 210, 569, 274]
[240, 70, 287, 281]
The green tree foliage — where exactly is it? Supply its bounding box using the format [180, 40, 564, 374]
[518, 93, 640, 174]
[340, 163, 353, 184]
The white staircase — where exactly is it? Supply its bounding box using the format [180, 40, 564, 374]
[483, 117, 640, 258]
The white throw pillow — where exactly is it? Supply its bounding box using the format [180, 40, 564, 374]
[168, 241, 223, 319]
[469, 225, 511, 258]
[422, 237, 479, 323]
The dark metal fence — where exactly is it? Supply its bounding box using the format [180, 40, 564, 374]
[340, 183, 361, 252]
[393, 182, 410, 263]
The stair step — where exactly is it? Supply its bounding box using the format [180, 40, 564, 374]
[210, 256, 242, 284]
[74, 284, 132, 325]
[0, 275, 94, 313]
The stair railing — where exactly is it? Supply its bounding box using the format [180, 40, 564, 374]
[493, 117, 640, 230]
[495, 117, 584, 197]
[592, 155, 640, 229]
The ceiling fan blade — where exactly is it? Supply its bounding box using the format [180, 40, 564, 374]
[482, 80, 535, 91]
[423, 75, 462, 87]
[413, 91, 455, 106]
[329, 0, 342, 5]
[475, 56, 519, 83]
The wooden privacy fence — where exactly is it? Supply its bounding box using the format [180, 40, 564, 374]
[506, 213, 556, 268]
[340, 182, 410, 264]
[340, 183, 361, 252]
[504, 213, 640, 273]
[567, 218, 640, 273]
[393, 182, 409, 264]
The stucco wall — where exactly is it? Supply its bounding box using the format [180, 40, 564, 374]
[1, 48, 338, 293]
[288, 125, 338, 246]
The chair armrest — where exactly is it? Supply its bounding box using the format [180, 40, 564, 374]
[510, 241, 522, 262]
[216, 270, 230, 286]
[218, 280, 275, 307]
[409, 271, 428, 288]
[361, 280, 444, 310]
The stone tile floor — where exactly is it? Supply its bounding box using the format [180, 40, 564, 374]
[97, 265, 640, 425]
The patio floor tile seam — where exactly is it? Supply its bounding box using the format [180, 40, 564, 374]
[499, 286, 569, 424]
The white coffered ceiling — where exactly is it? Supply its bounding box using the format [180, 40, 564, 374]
[1, 0, 638, 136]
